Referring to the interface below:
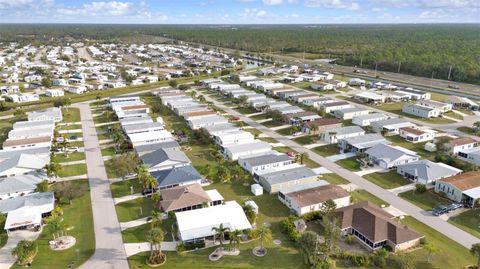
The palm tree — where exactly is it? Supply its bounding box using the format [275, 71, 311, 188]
[473, 121, 480, 132]
[297, 152, 308, 165]
[151, 211, 162, 228]
[470, 243, 480, 269]
[151, 192, 161, 208]
[212, 224, 230, 247]
[242, 204, 257, 224]
[310, 124, 319, 135]
[45, 213, 63, 240]
[112, 131, 125, 151]
[229, 229, 242, 251]
[424, 242, 438, 263]
[144, 175, 158, 192]
[146, 228, 165, 265]
[257, 225, 272, 252]
[136, 165, 150, 188]
[59, 134, 70, 157]
[44, 161, 61, 179]
[12, 240, 38, 266]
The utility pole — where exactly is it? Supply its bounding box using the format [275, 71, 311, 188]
[397, 61, 402, 73]
[448, 65, 452, 80]
[374, 62, 378, 77]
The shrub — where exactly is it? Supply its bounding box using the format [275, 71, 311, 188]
[372, 248, 389, 268]
[280, 216, 301, 242]
[350, 254, 371, 267]
[415, 184, 427, 193]
[176, 241, 206, 252]
[302, 211, 321, 222]
[345, 234, 355, 245]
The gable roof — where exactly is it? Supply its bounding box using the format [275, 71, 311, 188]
[159, 183, 210, 212]
[286, 184, 349, 207]
[336, 201, 422, 245]
[449, 137, 476, 147]
[140, 148, 190, 169]
[0, 174, 45, 195]
[438, 172, 480, 191]
[397, 160, 462, 181]
[0, 192, 54, 213]
[151, 165, 202, 188]
[366, 144, 418, 163]
[239, 153, 292, 167]
[134, 141, 181, 156]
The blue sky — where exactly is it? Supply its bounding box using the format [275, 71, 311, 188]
[0, 0, 478, 24]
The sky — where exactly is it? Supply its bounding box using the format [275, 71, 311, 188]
[0, 0, 478, 24]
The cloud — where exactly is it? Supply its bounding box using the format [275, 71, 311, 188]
[304, 0, 360, 10]
[0, 0, 52, 9]
[57, 1, 132, 16]
[242, 8, 268, 17]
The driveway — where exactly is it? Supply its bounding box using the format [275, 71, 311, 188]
[75, 103, 129, 269]
[197, 90, 480, 249]
[326, 152, 356, 162]
[0, 230, 41, 269]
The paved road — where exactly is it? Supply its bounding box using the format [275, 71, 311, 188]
[76, 103, 129, 269]
[199, 91, 480, 249]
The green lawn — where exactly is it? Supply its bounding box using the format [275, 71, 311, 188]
[312, 144, 340, 157]
[292, 135, 317, 145]
[449, 209, 480, 239]
[258, 137, 278, 143]
[399, 189, 451, 211]
[350, 189, 389, 207]
[369, 101, 455, 124]
[385, 135, 435, 160]
[263, 120, 285, 128]
[115, 196, 157, 223]
[235, 106, 257, 115]
[13, 180, 94, 269]
[55, 152, 86, 163]
[444, 111, 463, 120]
[62, 108, 81, 123]
[276, 126, 294, 136]
[58, 163, 87, 177]
[291, 81, 312, 90]
[122, 218, 175, 243]
[110, 178, 143, 198]
[104, 159, 122, 178]
[58, 124, 82, 131]
[363, 170, 411, 189]
[398, 216, 475, 269]
[101, 147, 118, 157]
[0, 119, 13, 145]
[335, 157, 361, 171]
[457, 126, 479, 137]
[243, 128, 262, 137]
[250, 113, 268, 120]
[0, 217, 7, 249]
[319, 173, 350, 184]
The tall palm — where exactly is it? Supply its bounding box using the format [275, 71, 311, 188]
[151, 211, 162, 228]
[229, 229, 242, 250]
[59, 135, 70, 157]
[136, 165, 150, 188]
[212, 224, 230, 247]
[146, 227, 164, 265]
[310, 124, 319, 135]
[257, 225, 272, 251]
[470, 243, 480, 269]
[45, 214, 62, 240]
[144, 175, 158, 191]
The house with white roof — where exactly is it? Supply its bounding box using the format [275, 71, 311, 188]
[187, 115, 229, 130]
[0, 173, 45, 200]
[399, 127, 435, 143]
[213, 131, 254, 146]
[8, 93, 39, 103]
[458, 147, 480, 166]
[27, 107, 63, 122]
[371, 118, 415, 135]
[402, 104, 441, 118]
[334, 107, 370, 120]
[175, 201, 252, 242]
[320, 126, 365, 144]
[238, 153, 294, 175]
[352, 113, 388, 127]
[45, 89, 65, 97]
[338, 133, 389, 153]
[128, 130, 174, 147]
[222, 141, 272, 161]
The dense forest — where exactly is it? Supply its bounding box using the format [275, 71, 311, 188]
[1, 24, 479, 84]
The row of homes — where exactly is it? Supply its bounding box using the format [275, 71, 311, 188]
[0, 108, 60, 231]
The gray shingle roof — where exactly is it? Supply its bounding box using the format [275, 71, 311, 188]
[0, 192, 54, 213]
[366, 144, 418, 163]
[240, 154, 292, 167]
[140, 148, 190, 169]
[397, 160, 462, 181]
[151, 165, 202, 188]
[261, 166, 316, 185]
[0, 174, 45, 195]
[134, 141, 181, 156]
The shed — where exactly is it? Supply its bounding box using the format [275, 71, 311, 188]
[251, 184, 263, 196]
[245, 200, 259, 214]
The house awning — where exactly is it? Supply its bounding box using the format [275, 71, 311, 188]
[4, 208, 41, 230]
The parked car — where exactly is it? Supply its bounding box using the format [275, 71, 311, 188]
[432, 205, 449, 216]
[69, 135, 78, 141]
[448, 85, 460, 89]
[446, 203, 463, 211]
[292, 132, 302, 137]
[141, 188, 159, 196]
[56, 137, 65, 142]
[66, 147, 79, 152]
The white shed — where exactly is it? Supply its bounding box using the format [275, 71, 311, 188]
[251, 184, 263, 196]
[244, 200, 259, 214]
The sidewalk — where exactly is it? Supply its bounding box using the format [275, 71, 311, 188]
[120, 217, 150, 231]
[124, 242, 179, 257]
[114, 193, 143, 204]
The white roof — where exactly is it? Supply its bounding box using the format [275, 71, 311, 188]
[463, 186, 480, 199]
[176, 201, 252, 241]
[5, 207, 41, 230]
[205, 189, 224, 202]
[127, 130, 173, 143]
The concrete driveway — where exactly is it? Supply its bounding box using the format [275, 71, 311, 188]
[0, 230, 41, 269]
[326, 152, 356, 162]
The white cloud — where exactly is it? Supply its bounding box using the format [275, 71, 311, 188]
[242, 8, 268, 17]
[57, 1, 131, 16]
[304, 0, 360, 10]
[263, 0, 283, 5]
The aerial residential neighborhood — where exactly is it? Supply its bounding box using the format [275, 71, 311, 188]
[0, 3, 479, 269]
